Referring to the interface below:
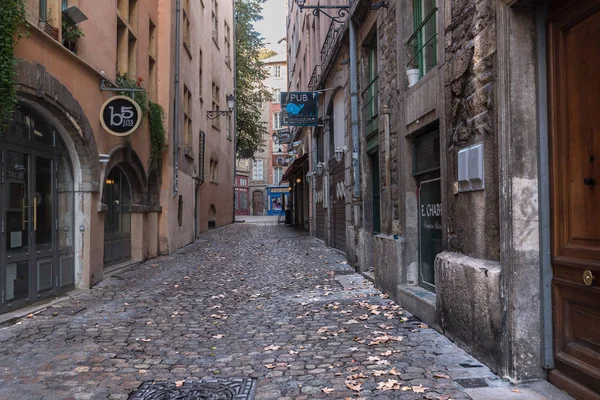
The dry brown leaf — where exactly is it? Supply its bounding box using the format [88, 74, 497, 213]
[212, 334, 224, 339]
[175, 380, 185, 387]
[372, 370, 388, 376]
[264, 364, 276, 369]
[347, 373, 368, 380]
[345, 380, 363, 392]
[512, 389, 521, 393]
[322, 387, 335, 394]
[380, 350, 393, 356]
[389, 367, 401, 376]
[347, 366, 360, 372]
[433, 372, 450, 379]
[377, 379, 400, 391]
[263, 345, 281, 351]
[412, 385, 427, 393]
[358, 314, 369, 320]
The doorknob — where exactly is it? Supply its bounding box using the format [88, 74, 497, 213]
[583, 270, 596, 286]
[584, 177, 596, 186]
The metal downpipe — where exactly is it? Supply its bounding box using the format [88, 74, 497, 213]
[349, 20, 360, 198]
[173, 0, 181, 195]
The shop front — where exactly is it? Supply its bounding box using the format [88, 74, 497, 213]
[266, 186, 289, 216]
[1, 104, 75, 313]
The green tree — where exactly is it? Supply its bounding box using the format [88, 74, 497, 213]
[235, 0, 272, 156]
[258, 48, 277, 60]
[0, 0, 27, 130]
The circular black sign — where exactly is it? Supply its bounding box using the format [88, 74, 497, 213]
[100, 95, 142, 137]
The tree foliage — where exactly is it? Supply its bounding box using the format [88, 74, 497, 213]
[258, 48, 277, 60]
[0, 0, 27, 131]
[235, 0, 272, 156]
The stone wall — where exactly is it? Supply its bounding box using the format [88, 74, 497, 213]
[443, 0, 500, 261]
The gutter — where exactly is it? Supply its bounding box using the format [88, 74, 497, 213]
[173, 0, 181, 195]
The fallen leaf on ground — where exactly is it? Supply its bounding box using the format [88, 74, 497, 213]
[322, 387, 335, 394]
[372, 370, 388, 376]
[345, 380, 363, 392]
[264, 364, 276, 369]
[380, 350, 393, 356]
[512, 389, 521, 393]
[412, 385, 427, 393]
[212, 334, 224, 339]
[378, 379, 400, 391]
[264, 345, 281, 351]
[389, 367, 401, 376]
[433, 372, 450, 379]
[175, 380, 185, 387]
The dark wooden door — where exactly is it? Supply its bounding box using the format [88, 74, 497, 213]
[252, 191, 264, 216]
[548, 2, 600, 398]
[330, 159, 346, 253]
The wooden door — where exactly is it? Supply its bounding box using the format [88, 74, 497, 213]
[252, 191, 264, 216]
[548, 1, 600, 398]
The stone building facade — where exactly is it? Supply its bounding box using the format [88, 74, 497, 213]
[287, 0, 600, 397]
[3, 0, 234, 314]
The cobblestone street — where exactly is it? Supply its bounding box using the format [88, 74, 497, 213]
[0, 223, 556, 400]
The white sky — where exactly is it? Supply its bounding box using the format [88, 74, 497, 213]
[254, 0, 288, 54]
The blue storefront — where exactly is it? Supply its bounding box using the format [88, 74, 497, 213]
[266, 186, 290, 216]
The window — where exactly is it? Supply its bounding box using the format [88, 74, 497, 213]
[252, 159, 264, 181]
[212, 82, 220, 130]
[212, 0, 219, 46]
[273, 112, 281, 130]
[39, 0, 47, 21]
[273, 65, 281, 78]
[226, 114, 232, 139]
[362, 36, 379, 137]
[407, 0, 437, 78]
[224, 22, 231, 65]
[117, 0, 138, 76]
[210, 159, 219, 182]
[199, 48, 203, 100]
[149, 20, 157, 98]
[62, 0, 68, 11]
[184, 86, 192, 150]
[273, 167, 284, 184]
[273, 141, 284, 154]
[273, 89, 281, 103]
[183, 0, 191, 52]
[178, 195, 183, 227]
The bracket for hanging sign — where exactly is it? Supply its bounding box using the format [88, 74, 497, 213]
[100, 79, 145, 93]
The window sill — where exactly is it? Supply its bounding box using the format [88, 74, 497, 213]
[212, 36, 220, 49]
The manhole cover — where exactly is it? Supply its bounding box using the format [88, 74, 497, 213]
[455, 378, 489, 388]
[128, 379, 257, 400]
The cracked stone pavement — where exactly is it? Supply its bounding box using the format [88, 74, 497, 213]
[0, 223, 508, 400]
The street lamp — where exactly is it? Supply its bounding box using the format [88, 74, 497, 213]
[272, 132, 279, 143]
[206, 94, 236, 119]
[334, 146, 346, 162]
[316, 161, 324, 175]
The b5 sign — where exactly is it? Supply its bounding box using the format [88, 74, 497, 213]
[100, 95, 143, 137]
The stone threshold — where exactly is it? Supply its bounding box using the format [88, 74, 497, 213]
[0, 289, 86, 328]
[397, 284, 437, 329]
[104, 259, 143, 277]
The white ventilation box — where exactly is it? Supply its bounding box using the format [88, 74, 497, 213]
[457, 142, 485, 192]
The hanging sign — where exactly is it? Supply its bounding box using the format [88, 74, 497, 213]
[276, 129, 292, 144]
[281, 92, 319, 126]
[100, 95, 143, 137]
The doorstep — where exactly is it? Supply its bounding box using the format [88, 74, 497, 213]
[104, 259, 142, 277]
[397, 284, 437, 329]
[0, 289, 86, 327]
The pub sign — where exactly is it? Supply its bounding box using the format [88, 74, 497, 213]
[281, 92, 318, 126]
[100, 95, 143, 137]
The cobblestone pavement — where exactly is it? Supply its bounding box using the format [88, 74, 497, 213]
[0, 223, 507, 400]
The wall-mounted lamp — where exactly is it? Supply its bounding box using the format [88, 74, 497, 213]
[334, 146, 347, 163]
[272, 132, 279, 143]
[296, 177, 302, 184]
[316, 161, 325, 175]
[105, 179, 115, 185]
[206, 94, 235, 119]
[99, 154, 111, 163]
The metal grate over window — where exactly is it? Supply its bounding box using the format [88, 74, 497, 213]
[413, 130, 440, 176]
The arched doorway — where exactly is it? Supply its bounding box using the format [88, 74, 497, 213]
[103, 166, 132, 267]
[0, 104, 75, 314]
[252, 191, 264, 216]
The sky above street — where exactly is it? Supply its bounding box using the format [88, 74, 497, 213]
[254, 0, 288, 54]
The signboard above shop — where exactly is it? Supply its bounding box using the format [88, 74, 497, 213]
[275, 129, 292, 144]
[100, 95, 143, 137]
[281, 92, 318, 126]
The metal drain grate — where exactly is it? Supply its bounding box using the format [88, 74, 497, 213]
[128, 379, 257, 400]
[455, 378, 489, 388]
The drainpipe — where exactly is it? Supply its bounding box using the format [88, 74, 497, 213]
[232, 0, 238, 222]
[173, 0, 181, 195]
[349, 20, 360, 198]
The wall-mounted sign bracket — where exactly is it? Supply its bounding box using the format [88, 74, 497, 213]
[100, 79, 145, 93]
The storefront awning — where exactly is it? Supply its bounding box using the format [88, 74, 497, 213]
[281, 153, 309, 183]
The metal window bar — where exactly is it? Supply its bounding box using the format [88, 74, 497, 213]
[406, 7, 438, 77]
[308, 65, 321, 92]
[320, 21, 342, 69]
[361, 76, 379, 136]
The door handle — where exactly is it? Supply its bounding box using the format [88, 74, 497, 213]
[34, 197, 37, 231]
[584, 177, 596, 186]
[22, 198, 26, 230]
[583, 270, 596, 286]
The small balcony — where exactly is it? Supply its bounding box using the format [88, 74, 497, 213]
[308, 65, 321, 92]
[320, 21, 342, 70]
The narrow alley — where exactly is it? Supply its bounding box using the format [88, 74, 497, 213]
[0, 222, 570, 400]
